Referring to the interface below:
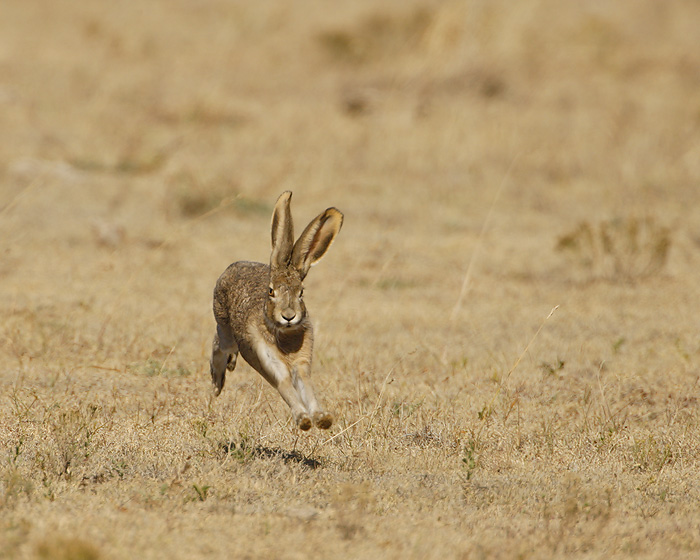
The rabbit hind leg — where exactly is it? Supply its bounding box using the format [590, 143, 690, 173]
[211, 321, 238, 396]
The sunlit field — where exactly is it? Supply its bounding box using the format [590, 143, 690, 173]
[2, 1, 700, 558]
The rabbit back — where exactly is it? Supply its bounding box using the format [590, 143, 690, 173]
[213, 260, 269, 341]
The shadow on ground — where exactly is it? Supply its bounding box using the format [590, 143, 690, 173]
[219, 442, 322, 469]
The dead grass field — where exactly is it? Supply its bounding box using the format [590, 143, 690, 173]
[2, 0, 700, 558]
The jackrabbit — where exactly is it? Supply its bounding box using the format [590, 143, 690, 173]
[210, 191, 343, 430]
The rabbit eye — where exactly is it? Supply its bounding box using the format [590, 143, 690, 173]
[268, 287, 275, 297]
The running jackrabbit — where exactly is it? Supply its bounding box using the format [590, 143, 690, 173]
[210, 191, 343, 430]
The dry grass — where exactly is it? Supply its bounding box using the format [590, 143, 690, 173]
[2, 0, 700, 558]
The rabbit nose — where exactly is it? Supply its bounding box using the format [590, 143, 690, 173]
[282, 310, 296, 322]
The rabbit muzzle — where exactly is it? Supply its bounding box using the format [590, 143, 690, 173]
[279, 307, 302, 327]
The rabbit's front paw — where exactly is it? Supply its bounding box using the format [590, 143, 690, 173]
[313, 411, 333, 430]
[297, 414, 313, 431]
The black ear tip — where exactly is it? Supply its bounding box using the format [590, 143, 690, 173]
[325, 207, 344, 227]
[276, 191, 293, 208]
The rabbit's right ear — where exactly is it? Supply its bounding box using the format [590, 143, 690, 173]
[270, 191, 295, 269]
[291, 207, 343, 279]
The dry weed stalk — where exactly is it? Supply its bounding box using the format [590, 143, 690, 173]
[474, 305, 559, 441]
[0, 178, 43, 220]
[450, 154, 519, 322]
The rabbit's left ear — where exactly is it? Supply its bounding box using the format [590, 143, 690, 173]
[270, 191, 295, 268]
[291, 207, 343, 279]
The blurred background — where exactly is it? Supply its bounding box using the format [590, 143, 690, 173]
[1, 0, 699, 384]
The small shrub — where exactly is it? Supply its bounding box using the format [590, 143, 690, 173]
[191, 484, 211, 502]
[316, 8, 432, 64]
[556, 216, 671, 281]
[462, 440, 478, 480]
[42, 403, 105, 479]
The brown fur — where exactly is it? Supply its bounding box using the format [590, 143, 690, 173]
[210, 192, 343, 430]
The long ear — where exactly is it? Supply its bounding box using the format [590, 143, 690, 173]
[270, 191, 294, 269]
[291, 207, 343, 279]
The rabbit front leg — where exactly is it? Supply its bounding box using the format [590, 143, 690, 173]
[291, 360, 333, 430]
[253, 342, 313, 430]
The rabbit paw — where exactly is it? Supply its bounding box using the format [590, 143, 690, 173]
[313, 411, 333, 430]
[297, 414, 313, 431]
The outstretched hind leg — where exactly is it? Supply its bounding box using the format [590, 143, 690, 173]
[210, 322, 238, 396]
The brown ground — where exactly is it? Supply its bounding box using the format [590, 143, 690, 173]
[2, 1, 700, 558]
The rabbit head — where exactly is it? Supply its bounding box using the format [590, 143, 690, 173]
[264, 191, 343, 331]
